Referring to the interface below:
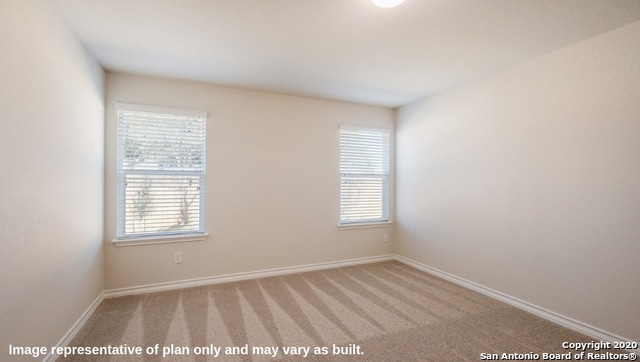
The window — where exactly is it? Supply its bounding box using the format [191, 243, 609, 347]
[116, 103, 207, 239]
[339, 125, 390, 225]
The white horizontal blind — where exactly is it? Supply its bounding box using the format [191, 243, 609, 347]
[116, 103, 207, 238]
[339, 126, 390, 224]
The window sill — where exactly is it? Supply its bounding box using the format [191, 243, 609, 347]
[338, 222, 392, 230]
[111, 233, 208, 247]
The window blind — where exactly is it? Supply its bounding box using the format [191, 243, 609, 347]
[116, 103, 207, 238]
[339, 126, 390, 225]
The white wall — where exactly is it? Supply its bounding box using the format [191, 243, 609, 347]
[0, 0, 105, 359]
[396, 20, 640, 342]
[104, 73, 394, 290]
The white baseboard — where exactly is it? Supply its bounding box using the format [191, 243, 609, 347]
[44, 292, 105, 362]
[394, 255, 639, 354]
[103, 254, 395, 298]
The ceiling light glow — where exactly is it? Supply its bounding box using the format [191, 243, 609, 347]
[371, 0, 405, 8]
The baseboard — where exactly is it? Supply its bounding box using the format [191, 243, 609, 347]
[104, 254, 395, 298]
[43, 292, 105, 362]
[394, 255, 639, 354]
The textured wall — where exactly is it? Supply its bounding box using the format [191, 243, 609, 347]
[0, 1, 105, 359]
[396, 20, 640, 342]
[103, 73, 394, 290]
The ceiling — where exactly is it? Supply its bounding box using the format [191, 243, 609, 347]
[50, 0, 640, 108]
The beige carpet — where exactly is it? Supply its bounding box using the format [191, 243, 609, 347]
[59, 261, 617, 361]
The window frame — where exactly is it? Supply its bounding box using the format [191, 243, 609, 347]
[338, 125, 391, 228]
[114, 103, 207, 244]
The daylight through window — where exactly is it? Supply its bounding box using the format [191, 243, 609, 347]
[339, 125, 390, 225]
[116, 103, 207, 239]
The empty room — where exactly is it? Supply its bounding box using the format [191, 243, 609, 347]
[1, 0, 639, 361]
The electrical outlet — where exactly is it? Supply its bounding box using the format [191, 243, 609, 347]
[174, 252, 182, 264]
[383, 233, 389, 243]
